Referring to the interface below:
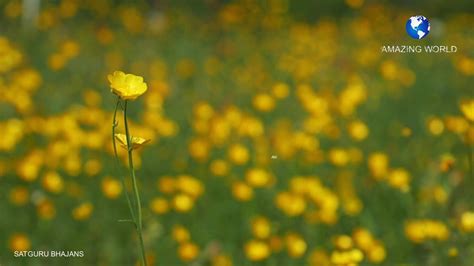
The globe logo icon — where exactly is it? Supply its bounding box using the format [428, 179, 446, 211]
[406, 15, 430, 39]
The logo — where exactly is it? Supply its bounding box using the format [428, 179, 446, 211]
[406, 15, 430, 39]
[380, 15, 457, 54]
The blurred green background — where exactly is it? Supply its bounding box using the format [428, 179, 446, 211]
[0, 0, 473, 265]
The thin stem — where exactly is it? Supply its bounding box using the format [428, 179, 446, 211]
[123, 100, 147, 266]
[112, 97, 137, 225]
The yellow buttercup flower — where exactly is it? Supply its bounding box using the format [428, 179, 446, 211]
[72, 202, 93, 220]
[108, 71, 147, 100]
[178, 242, 199, 262]
[114, 133, 150, 150]
[460, 99, 474, 121]
[285, 233, 307, 258]
[244, 240, 270, 261]
[9, 233, 30, 251]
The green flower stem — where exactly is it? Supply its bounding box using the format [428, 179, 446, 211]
[112, 98, 136, 225]
[123, 100, 147, 266]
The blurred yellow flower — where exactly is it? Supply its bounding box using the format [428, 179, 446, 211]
[244, 240, 270, 261]
[101, 177, 122, 199]
[387, 168, 410, 192]
[251, 216, 271, 239]
[42, 171, 64, 194]
[194, 102, 214, 120]
[172, 193, 194, 212]
[368, 152, 389, 180]
[253, 93, 276, 112]
[367, 244, 386, 263]
[348, 120, 369, 141]
[445, 116, 469, 134]
[60, 40, 80, 59]
[172, 225, 190, 243]
[48, 53, 67, 70]
[72, 202, 93, 220]
[334, 235, 353, 250]
[272, 82, 290, 99]
[188, 138, 210, 161]
[460, 211, 474, 232]
[157, 176, 176, 194]
[275, 191, 306, 216]
[285, 233, 307, 258]
[309, 249, 331, 266]
[176, 175, 204, 198]
[9, 187, 29, 206]
[114, 133, 150, 150]
[232, 181, 254, 201]
[108, 71, 147, 100]
[212, 254, 233, 266]
[228, 144, 249, 165]
[331, 249, 364, 265]
[37, 199, 56, 220]
[427, 117, 445, 135]
[329, 148, 350, 167]
[210, 159, 230, 176]
[448, 247, 459, 257]
[150, 197, 169, 214]
[178, 242, 199, 261]
[405, 219, 450, 243]
[84, 159, 102, 176]
[9, 233, 30, 251]
[460, 99, 474, 121]
[245, 168, 271, 188]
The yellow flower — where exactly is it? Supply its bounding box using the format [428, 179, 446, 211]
[172, 193, 194, 212]
[9, 233, 30, 251]
[387, 168, 410, 192]
[272, 82, 290, 99]
[245, 168, 271, 187]
[157, 176, 176, 194]
[72, 202, 93, 220]
[309, 249, 331, 266]
[367, 244, 386, 263]
[252, 93, 276, 112]
[251, 216, 271, 239]
[172, 225, 190, 243]
[275, 192, 306, 216]
[210, 159, 229, 176]
[285, 233, 307, 258]
[114, 133, 150, 150]
[348, 120, 369, 141]
[244, 240, 270, 261]
[178, 242, 199, 261]
[460, 99, 474, 121]
[212, 254, 233, 266]
[334, 235, 353, 250]
[368, 152, 389, 180]
[460, 211, 474, 232]
[37, 199, 56, 220]
[107, 71, 147, 100]
[232, 181, 254, 201]
[188, 138, 210, 161]
[9, 187, 29, 206]
[352, 228, 375, 251]
[427, 117, 444, 135]
[150, 197, 169, 214]
[328, 148, 349, 166]
[101, 177, 122, 199]
[176, 175, 204, 198]
[228, 144, 249, 165]
[42, 171, 64, 194]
